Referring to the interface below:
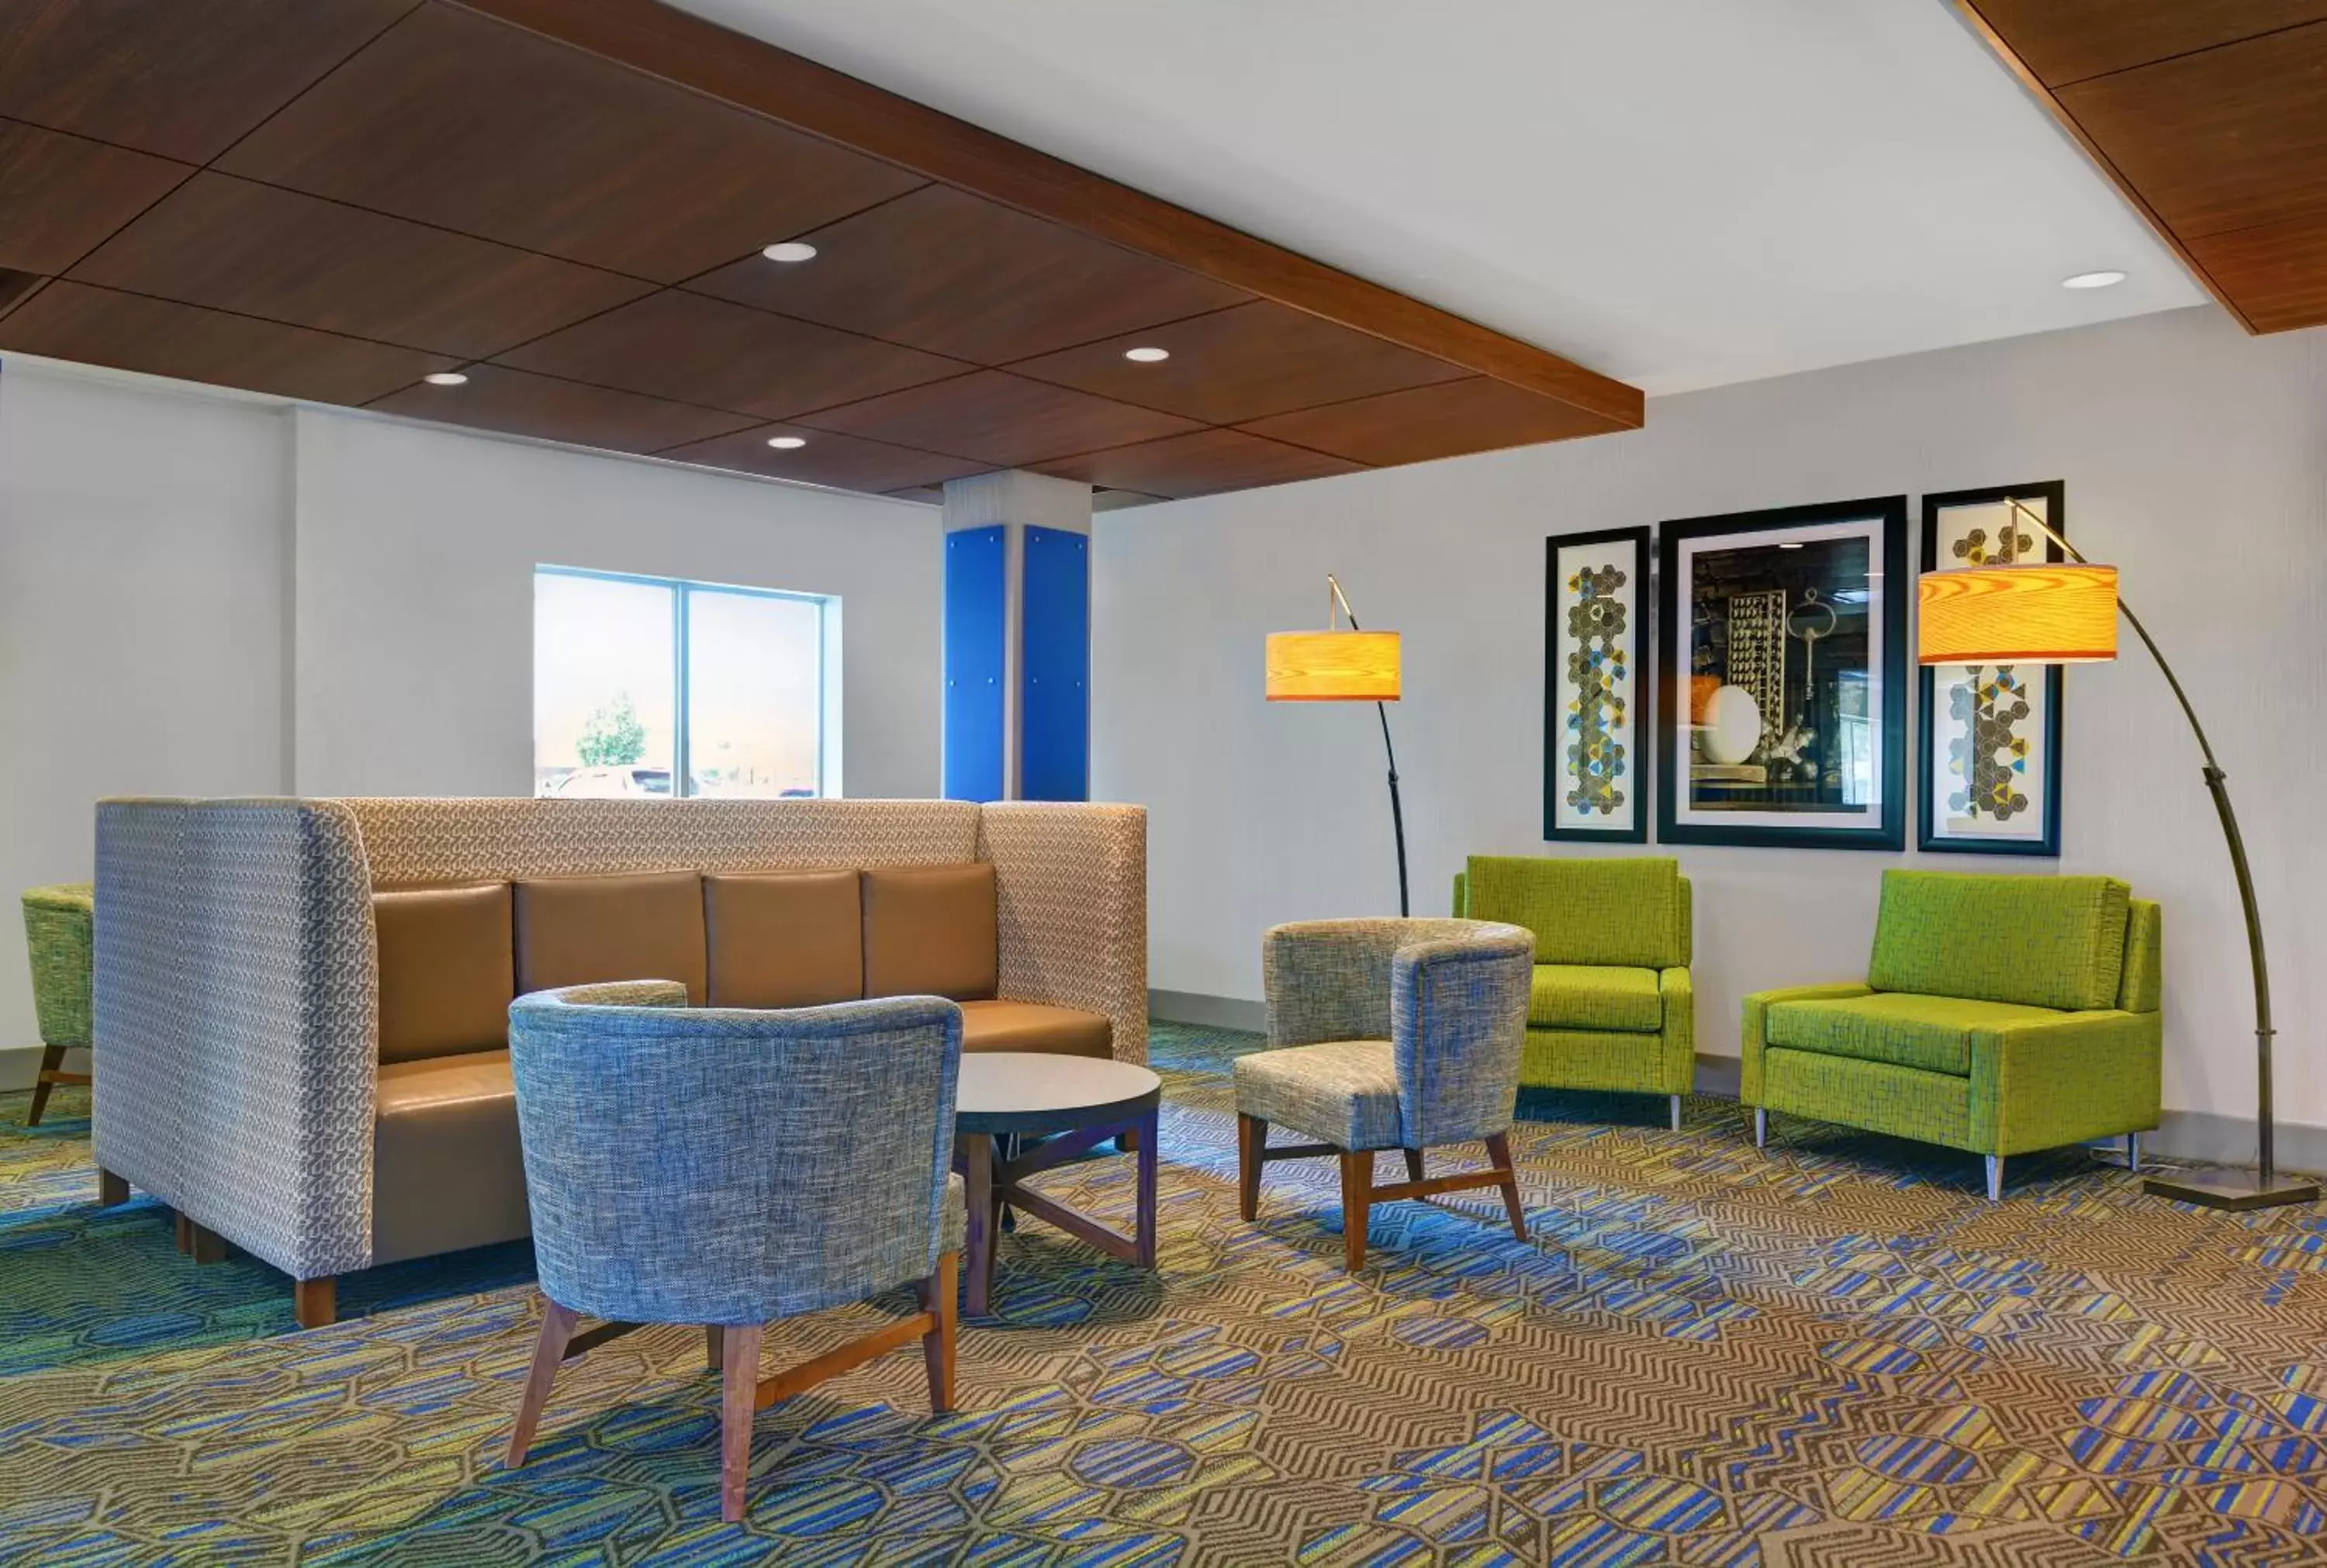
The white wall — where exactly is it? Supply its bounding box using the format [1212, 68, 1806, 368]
[0, 362, 943, 1063]
[1094, 306, 2327, 1132]
[292, 410, 941, 799]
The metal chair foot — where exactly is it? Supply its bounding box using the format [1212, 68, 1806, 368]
[1985, 1154, 2004, 1202]
[2125, 1132, 2142, 1173]
[1668, 1095, 1682, 1132]
[1752, 1107, 1766, 1149]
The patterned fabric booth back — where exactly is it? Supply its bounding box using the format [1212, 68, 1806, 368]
[1865, 872, 2151, 1014]
[508, 981, 963, 1325]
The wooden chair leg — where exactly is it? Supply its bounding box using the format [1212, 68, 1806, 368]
[25, 1045, 64, 1126]
[97, 1168, 129, 1207]
[174, 1212, 194, 1255]
[1236, 1114, 1266, 1221]
[188, 1221, 226, 1265]
[704, 1325, 724, 1373]
[1485, 1132, 1527, 1244]
[917, 1252, 958, 1413]
[1402, 1147, 1424, 1182]
[1339, 1152, 1372, 1273]
[505, 1297, 578, 1467]
[293, 1276, 337, 1329]
[720, 1325, 765, 1525]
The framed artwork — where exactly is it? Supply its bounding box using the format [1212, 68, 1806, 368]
[1657, 496, 1908, 849]
[1544, 526, 1651, 842]
[1918, 482, 2066, 857]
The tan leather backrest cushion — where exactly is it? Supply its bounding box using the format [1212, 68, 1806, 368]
[863, 863, 998, 1001]
[373, 882, 516, 1065]
[513, 870, 707, 1004]
[705, 870, 865, 1009]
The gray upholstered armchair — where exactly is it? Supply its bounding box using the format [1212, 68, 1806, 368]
[1235, 918, 1534, 1271]
[502, 981, 966, 1525]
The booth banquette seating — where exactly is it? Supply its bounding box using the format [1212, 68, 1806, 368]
[91, 796, 1145, 1326]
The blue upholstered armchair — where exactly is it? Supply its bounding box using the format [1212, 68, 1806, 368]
[502, 981, 966, 1524]
[1235, 919, 1534, 1270]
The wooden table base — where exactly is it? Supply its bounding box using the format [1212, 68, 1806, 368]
[955, 1109, 1158, 1317]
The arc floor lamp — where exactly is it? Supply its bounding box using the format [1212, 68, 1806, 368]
[1919, 498, 2316, 1211]
[1266, 575, 1409, 916]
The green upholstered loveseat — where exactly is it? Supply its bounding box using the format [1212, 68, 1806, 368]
[1453, 856, 1694, 1126]
[1743, 870, 2161, 1200]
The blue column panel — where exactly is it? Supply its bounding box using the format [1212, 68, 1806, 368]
[943, 525, 1007, 802]
[1019, 525, 1090, 801]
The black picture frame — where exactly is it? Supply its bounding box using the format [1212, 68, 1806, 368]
[1544, 525, 1651, 843]
[1917, 482, 2067, 858]
[1656, 496, 1909, 850]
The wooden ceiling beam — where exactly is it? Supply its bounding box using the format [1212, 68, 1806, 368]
[444, 0, 1644, 430]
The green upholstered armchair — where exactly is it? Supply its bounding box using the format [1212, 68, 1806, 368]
[1743, 870, 2161, 1200]
[1453, 856, 1694, 1128]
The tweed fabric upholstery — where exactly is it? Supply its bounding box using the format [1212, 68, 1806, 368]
[2119, 900, 2163, 1014]
[1659, 966, 1694, 1084]
[1233, 1039, 1402, 1150]
[1461, 856, 1688, 969]
[1761, 1048, 1975, 1151]
[977, 802, 1149, 1065]
[1249, 919, 1530, 1151]
[22, 882, 94, 1048]
[92, 800, 379, 1280]
[508, 984, 963, 1325]
[1765, 993, 2061, 1079]
[344, 797, 981, 882]
[1971, 1009, 2163, 1155]
[1528, 965, 1661, 1032]
[1866, 872, 2131, 1012]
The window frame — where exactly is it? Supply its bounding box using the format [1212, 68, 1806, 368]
[534, 564, 838, 800]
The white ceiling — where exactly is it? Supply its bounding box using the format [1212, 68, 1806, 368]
[666, 0, 2208, 398]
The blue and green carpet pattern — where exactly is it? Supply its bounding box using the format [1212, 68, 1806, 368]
[5, 1023, 2327, 1564]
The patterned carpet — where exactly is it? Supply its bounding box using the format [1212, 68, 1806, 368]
[5, 1024, 2327, 1566]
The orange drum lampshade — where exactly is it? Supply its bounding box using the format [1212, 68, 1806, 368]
[1917, 563, 2118, 665]
[1264, 630, 1402, 701]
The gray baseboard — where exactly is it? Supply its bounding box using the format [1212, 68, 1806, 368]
[1150, 989, 1266, 1034]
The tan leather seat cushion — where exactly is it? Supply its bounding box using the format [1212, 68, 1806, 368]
[959, 999, 1112, 1059]
[863, 863, 998, 1001]
[372, 1050, 530, 1263]
[704, 870, 864, 1008]
[514, 870, 707, 1003]
[372, 882, 516, 1064]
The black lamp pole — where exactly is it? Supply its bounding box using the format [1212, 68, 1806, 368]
[1328, 578, 1411, 918]
[2007, 499, 2315, 1210]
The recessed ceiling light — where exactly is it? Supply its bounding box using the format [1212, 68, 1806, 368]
[1123, 346, 1170, 363]
[762, 241, 818, 263]
[1779, 542, 1804, 550]
[422, 371, 469, 386]
[766, 435, 807, 449]
[2062, 270, 2127, 290]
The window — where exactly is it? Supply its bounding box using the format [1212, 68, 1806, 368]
[534, 567, 835, 800]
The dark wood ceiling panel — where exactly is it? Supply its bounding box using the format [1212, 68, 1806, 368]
[2184, 211, 2327, 330]
[1963, 0, 2327, 88]
[2054, 22, 2327, 237]
[497, 291, 966, 420]
[0, 281, 455, 402]
[0, 119, 188, 275]
[1959, 1, 2327, 333]
[661, 424, 991, 492]
[366, 364, 755, 453]
[218, 2, 927, 284]
[0, 0, 418, 163]
[1240, 377, 1627, 467]
[70, 173, 652, 357]
[689, 184, 1252, 364]
[797, 370, 1200, 468]
[459, 0, 1644, 430]
[1007, 300, 1471, 425]
[1036, 428, 1365, 499]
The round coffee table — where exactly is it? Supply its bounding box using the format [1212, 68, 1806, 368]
[953, 1052, 1162, 1316]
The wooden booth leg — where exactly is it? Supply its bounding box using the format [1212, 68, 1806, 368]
[293, 1276, 337, 1330]
[97, 1168, 130, 1207]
